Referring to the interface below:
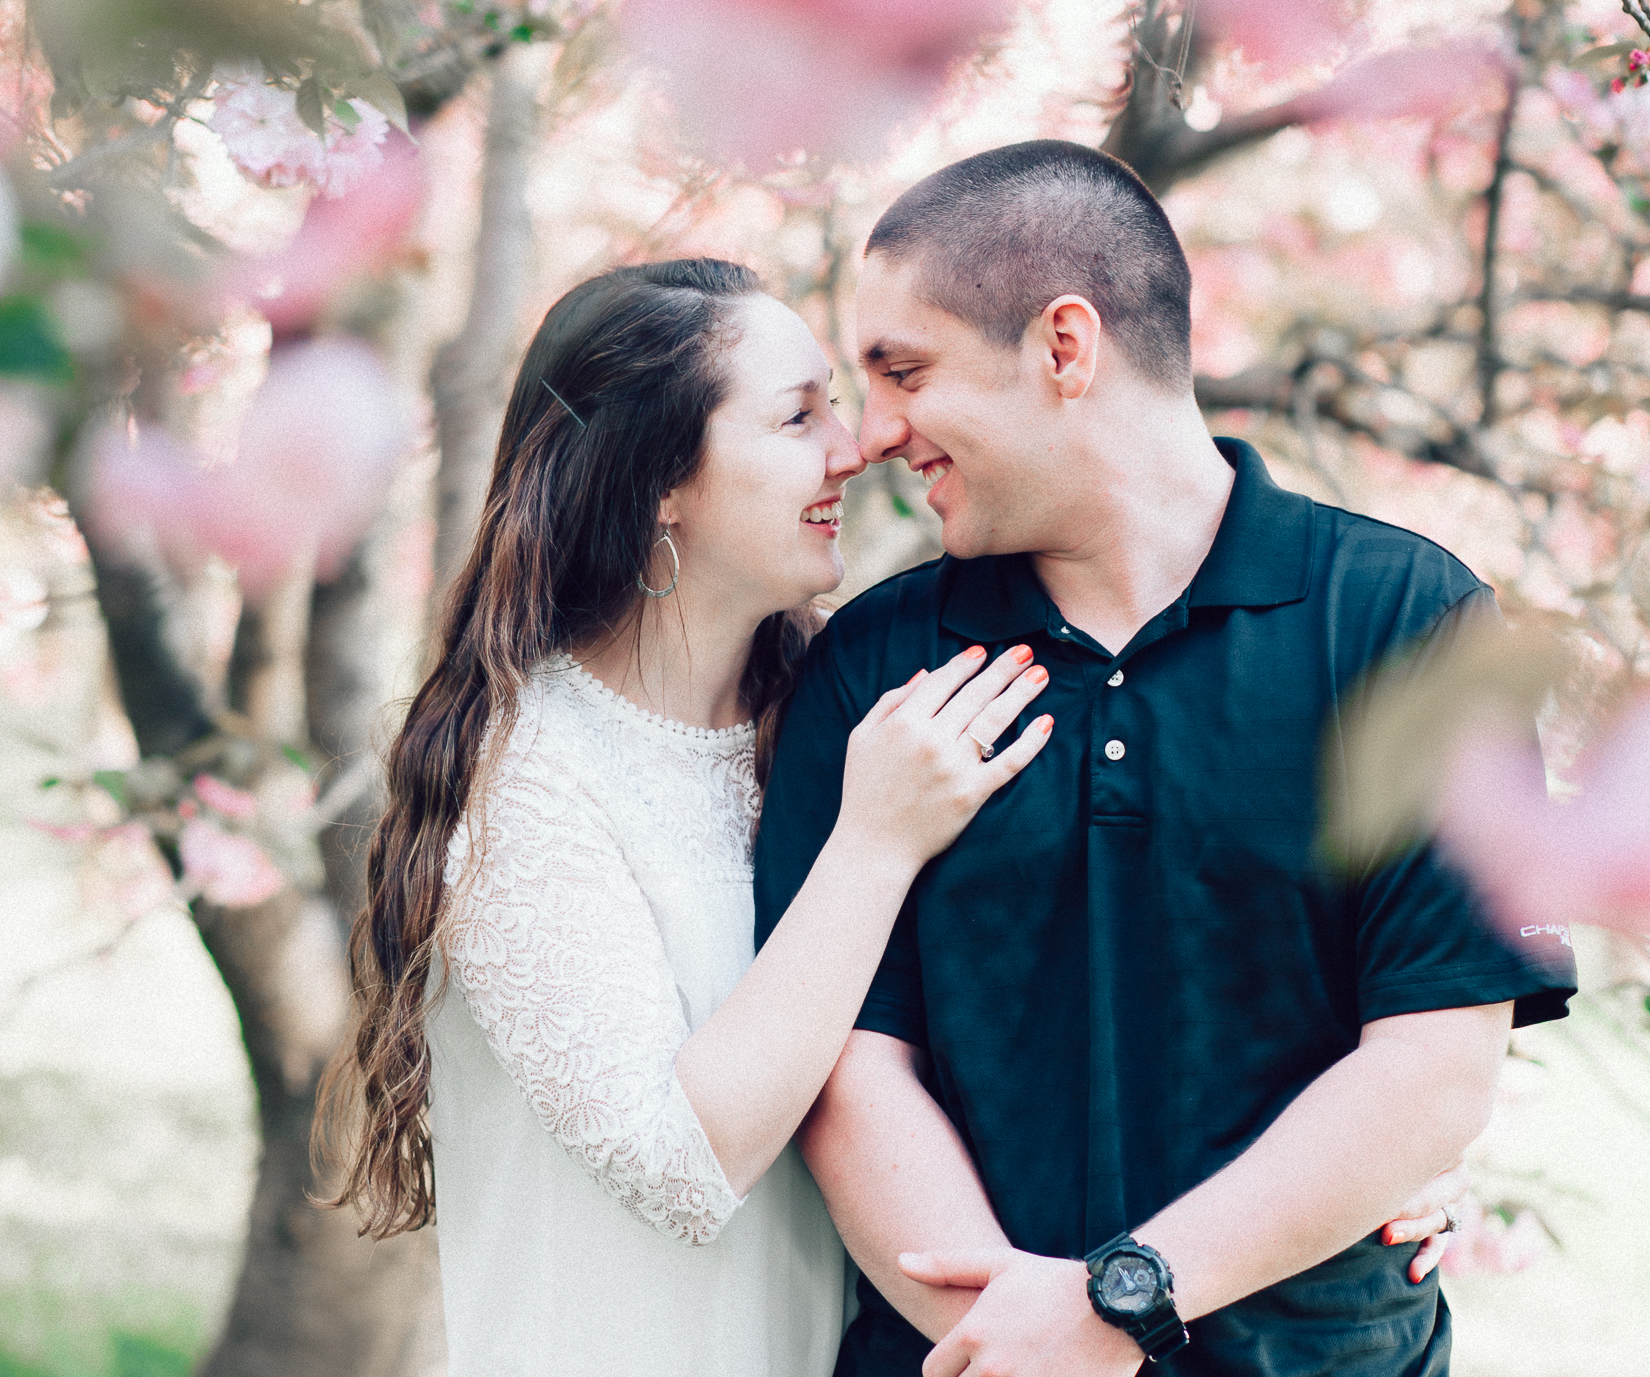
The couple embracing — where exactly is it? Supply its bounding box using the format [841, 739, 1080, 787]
[323, 141, 1575, 1377]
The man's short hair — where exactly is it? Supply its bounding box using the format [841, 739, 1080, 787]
[865, 140, 1193, 392]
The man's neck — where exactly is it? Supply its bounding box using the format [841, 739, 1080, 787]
[573, 585, 760, 731]
[1030, 402, 1233, 655]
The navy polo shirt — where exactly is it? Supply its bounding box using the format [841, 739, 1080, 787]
[753, 439, 1576, 1377]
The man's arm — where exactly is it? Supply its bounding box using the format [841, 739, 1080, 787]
[798, 1030, 1010, 1342]
[903, 1000, 1513, 1377]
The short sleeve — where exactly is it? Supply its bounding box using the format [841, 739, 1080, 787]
[1350, 588, 1577, 1028]
[752, 622, 929, 1047]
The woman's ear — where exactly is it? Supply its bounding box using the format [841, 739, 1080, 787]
[1037, 294, 1102, 400]
[656, 494, 678, 529]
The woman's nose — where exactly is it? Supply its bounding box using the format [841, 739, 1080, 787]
[826, 411, 868, 480]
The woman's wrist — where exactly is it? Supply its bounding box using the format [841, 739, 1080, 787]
[820, 821, 926, 891]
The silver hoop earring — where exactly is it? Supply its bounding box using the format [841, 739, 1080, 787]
[638, 528, 680, 599]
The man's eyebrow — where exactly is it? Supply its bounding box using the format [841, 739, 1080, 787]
[859, 338, 922, 367]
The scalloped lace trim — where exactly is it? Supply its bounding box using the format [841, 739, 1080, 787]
[542, 653, 756, 748]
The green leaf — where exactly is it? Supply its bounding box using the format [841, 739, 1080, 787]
[1576, 41, 1638, 65]
[890, 492, 915, 519]
[282, 744, 315, 773]
[296, 77, 328, 138]
[39, 776, 60, 789]
[0, 296, 72, 382]
[511, 23, 534, 42]
[332, 97, 361, 131]
[452, 0, 474, 12]
[483, 10, 501, 30]
[19, 222, 87, 273]
[351, 69, 410, 135]
[93, 770, 128, 808]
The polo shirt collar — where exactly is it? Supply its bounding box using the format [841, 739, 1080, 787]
[939, 437, 1315, 642]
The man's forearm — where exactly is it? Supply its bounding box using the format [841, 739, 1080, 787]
[799, 1031, 1009, 1341]
[1134, 1002, 1513, 1321]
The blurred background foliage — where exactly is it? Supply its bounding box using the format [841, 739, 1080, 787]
[0, 0, 1645, 1374]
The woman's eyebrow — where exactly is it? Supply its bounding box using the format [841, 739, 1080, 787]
[776, 378, 825, 398]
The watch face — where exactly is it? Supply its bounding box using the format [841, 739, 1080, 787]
[1099, 1254, 1162, 1315]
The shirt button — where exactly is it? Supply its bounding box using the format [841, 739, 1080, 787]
[1104, 739, 1126, 761]
[1107, 669, 1125, 688]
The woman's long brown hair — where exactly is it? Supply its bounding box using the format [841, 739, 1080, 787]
[314, 259, 823, 1238]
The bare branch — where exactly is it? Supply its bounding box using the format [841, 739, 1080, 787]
[1478, 70, 1522, 428]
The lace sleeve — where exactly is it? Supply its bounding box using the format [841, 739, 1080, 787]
[441, 711, 743, 1246]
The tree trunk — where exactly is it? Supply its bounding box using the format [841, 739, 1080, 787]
[195, 554, 445, 1377]
[193, 884, 444, 1377]
[430, 40, 546, 589]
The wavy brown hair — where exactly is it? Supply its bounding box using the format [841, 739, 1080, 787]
[315, 259, 823, 1238]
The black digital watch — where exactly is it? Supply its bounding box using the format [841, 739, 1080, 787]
[1084, 1233, 1190, 1363]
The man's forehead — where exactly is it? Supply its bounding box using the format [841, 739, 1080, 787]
[855, 256, 952, 359]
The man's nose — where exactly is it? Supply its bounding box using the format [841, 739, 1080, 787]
[857, 387, 909, 466]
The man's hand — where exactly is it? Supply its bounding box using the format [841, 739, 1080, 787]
[900, 1248, 1145, 1377]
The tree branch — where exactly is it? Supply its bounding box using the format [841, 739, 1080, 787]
[1478, 70, 1521, 427]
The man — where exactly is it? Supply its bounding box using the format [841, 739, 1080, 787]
[753, 141, 1576, 1376]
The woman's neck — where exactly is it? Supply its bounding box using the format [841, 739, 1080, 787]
[572, 589, 758, 731]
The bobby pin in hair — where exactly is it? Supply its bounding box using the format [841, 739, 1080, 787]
[540, 378, 588, 431]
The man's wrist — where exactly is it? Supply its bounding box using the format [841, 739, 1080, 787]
[1083, 1234, 1190, 1363]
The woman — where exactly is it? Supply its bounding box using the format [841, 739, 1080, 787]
[320, 259, 1465, 1376]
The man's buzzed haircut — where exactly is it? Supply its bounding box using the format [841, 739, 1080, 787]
[865, 140, 1193, 391]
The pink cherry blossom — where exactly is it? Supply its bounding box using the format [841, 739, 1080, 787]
[179, 817, 285, 907]
[193, 773, 259, 820]
[1436, 693, 1650, 939]
[219, 131, 425, 334]
[621, 0, 1014, 167]
[210, 63, 389, 199]
[85, 337, 409, 597]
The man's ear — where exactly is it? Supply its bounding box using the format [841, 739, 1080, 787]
[1035, 294, 1102, 400]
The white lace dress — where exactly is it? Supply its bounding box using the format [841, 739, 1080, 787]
[425, 657, 845, 1377]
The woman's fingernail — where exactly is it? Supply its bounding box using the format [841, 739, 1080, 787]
[1027, 665, 1049, 685]
[964, 645, 987, 660]
[1010, 644, 1033, 664]
[1038, 715, 1054, 734]
[906, 669, 926, 685]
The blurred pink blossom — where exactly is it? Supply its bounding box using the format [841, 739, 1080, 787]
[1200, 0, 1361, 74]
[85, 822, 177, 920]
[1545, 66, 1650, 170]
[1437, 693, 1650, 939]
[622, 0, 1014, 167]
[194, 773, 258, 820]
[1439, 1203, 1550, 1278]
[180, 817, 285, 906]
[1296, 41, 1509, 125]
[210, 63, 389, 199]
[85, 338, 409, 597]
[219, 131, 425, 335]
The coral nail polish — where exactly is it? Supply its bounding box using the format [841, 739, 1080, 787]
[1039, 715, 1054, 734]
[906, 669, 927, 686]
[1027, 665, 1049, 685]
[1010, 644, 1033, 664]
[964, 645, 987, 660]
